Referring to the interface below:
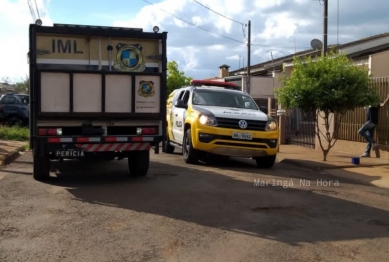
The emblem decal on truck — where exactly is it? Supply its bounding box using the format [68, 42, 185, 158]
[138, 81, 155, 97]
[114, 43, 146, 72]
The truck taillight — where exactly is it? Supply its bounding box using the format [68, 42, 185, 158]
[136, 127, 158, 135]
[38, 128, 63, 136]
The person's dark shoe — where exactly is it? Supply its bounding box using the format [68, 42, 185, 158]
[361, 153, 370, 157]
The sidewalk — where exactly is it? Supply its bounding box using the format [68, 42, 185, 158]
[277, 144, 389, 189]
[277, 144, 389, 170]
[0, 139, 28, 167]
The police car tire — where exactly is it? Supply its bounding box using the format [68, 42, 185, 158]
[128, 151, 149, 177]
[33, 152, 50, 181]
[255, 155, 276, 168]
[164, 131, 175, 154]
[183, 128, 198, 164]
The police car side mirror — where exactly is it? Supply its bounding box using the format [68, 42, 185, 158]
[260, 106, 268, 115]
[174, 100, 187, 109]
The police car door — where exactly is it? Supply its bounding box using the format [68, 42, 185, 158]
[172, 90, 189, 144]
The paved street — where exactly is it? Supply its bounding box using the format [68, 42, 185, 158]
[1, 151, 389, 262]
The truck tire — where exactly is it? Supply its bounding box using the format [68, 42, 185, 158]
[33, 151, 50, 180]
[164, 131, 175, 154]
[182, 128, 199, 164]
[128, 151, 149, 177]
[255, 155, 276, 168]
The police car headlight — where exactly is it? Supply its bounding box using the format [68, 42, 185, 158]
[199, 115, 218, 126]
[266, 120, 277, 131]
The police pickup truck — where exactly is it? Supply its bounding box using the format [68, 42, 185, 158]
[164, 80, 279, 168]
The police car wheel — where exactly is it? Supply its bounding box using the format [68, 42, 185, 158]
[164, 130, 175, 154]
[254, 155, 276, 168]
[183, 128, 198, 164]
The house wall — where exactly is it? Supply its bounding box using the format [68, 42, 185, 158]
[249, 76, 275, 98]
[370, 50, 389, 77]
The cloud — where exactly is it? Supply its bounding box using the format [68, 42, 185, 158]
[0, 0, 53, 83]
[1, 0, 389, 82]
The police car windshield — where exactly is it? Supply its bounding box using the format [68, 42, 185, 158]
[192, 89, 258, 110]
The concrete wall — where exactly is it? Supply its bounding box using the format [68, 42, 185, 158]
[370, 50, 389, 77]
[249, 77, 275, 98]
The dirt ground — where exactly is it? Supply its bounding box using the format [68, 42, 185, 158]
[1, 151, 389, 262]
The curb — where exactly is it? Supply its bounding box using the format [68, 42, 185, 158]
[0, 146, 26, 167]
[279, 158, 389, 171]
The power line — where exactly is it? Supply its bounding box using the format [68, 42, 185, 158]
[34, 0, 41, 19]
[27, 0, 37, 22]
[142, 0, 245, 44]
[192, 0, 244, 25]
[142, 0, 315, 51]
[251, 43, 311, 49]
[192, 0, 246, 39]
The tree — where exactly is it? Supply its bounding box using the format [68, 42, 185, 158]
[275, 51, 379, 161]
[14, 75, 29, 94]
[167, 61, 192, 95]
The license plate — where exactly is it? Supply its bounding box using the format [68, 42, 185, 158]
[55, 150, 85, 157]
[232, 132, 252, 140]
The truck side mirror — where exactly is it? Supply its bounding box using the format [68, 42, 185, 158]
[174, 100, 187, 109]
[260, 106, 268, 115]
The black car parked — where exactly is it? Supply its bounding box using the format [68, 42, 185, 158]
[0, 93, 29, 126]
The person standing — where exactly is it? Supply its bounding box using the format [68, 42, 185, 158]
[359, 95, 389, 157]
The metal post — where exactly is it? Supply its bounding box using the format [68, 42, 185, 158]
[322, 0, 328, 56]
[246, 20, 251, 94]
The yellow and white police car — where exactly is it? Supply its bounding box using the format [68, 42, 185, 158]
[164, 80, 279, 168]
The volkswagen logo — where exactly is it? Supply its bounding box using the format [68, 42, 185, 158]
[238, 120, 248, 129]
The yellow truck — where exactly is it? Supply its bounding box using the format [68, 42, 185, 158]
[164, 80, 279, 168]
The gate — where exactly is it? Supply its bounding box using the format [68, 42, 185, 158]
[285, 108, 316, 148]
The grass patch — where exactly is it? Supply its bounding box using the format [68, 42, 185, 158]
[0, 126, 29, 141]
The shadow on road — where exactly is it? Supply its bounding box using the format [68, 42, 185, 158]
[37, 154, 389, 246]
[197, 155, 383, 187]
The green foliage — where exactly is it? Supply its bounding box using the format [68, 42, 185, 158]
[275, 51, 379, 114]
[14, 76, 29, 93]
[167, 61, 192, 95]
[0, 126, 29, 141]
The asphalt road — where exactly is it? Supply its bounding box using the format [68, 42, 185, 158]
[1, 151, 389, 262]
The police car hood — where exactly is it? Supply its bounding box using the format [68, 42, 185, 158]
[193, 105, 269, 121]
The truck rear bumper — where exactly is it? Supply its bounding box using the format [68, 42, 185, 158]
[34, 135, 163, 159]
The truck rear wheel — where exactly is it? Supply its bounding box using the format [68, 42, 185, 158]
[33, 151, 50, 180]
[128, 151, 150, 177]
[255, 155, 276, 168]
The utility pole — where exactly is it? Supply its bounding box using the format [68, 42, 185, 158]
[246, 20, 251, 94]
[322, 0, 328, 56]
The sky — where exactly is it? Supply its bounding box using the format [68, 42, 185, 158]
[1, 0, 389, 83]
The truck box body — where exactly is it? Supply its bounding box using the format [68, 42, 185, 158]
[29, 23, 167, 180]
